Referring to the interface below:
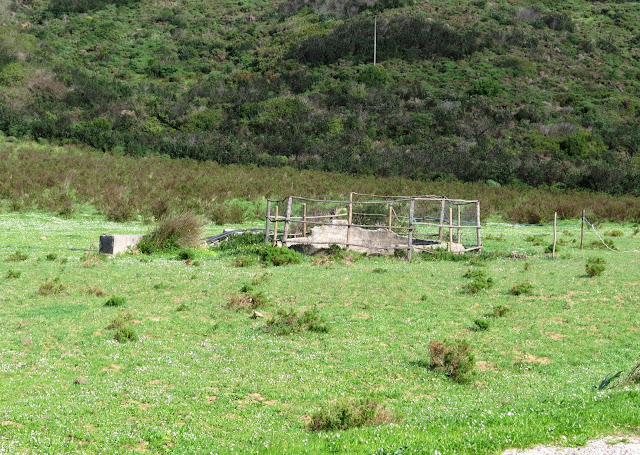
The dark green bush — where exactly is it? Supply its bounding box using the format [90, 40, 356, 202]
[114, 325, 138, 343]
[104, 296, 127, 307]
[429, 339, 474, 383]
[585, 257, 606, 277]
[259, 245, 303, 266]
[309, 397, 393, 432]
[6, 269, 21, 279]
[177, 249, 196, 261]
[489, 304, 510, 318]
[509, 282, 534, 296]
[265, 306, 328, 335]
[471, 318, 490, 331]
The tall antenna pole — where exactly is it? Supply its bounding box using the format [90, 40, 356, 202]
[373, 16, 377, 65]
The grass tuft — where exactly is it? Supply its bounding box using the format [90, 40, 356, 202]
[104, 296, 127, 307]
[509, 282, 535, 296]
[585, 257, 606, 277]
[265, 306, 328, 335]
[429, 339, 475, 383]
[310, 397, 394, 432]
[37, 277, 67, 296]
[139, 212, 204, 253]
[7, 250, 28, 261]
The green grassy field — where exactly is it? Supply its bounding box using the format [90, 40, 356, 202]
[1, 211, 639, 454]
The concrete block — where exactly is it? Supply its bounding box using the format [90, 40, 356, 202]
[99, 234, 145, 255]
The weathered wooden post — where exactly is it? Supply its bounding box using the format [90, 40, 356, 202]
[302, 203, 307, 237]
[346, 192, 353, 249]
[476, 201, 482, 250]
[265, 200, 271, 244]
[552, 211, 557, 259]
[388, 203, 393, 231]
[456, 205, 461, 244]
[282, 196, 293, 246]
[272, 205, 279, 246]
[448, 207, 453, 252]
[580, 209, 585, 250]
[438, 198, 446, 242]
[407, 198, 414, 261]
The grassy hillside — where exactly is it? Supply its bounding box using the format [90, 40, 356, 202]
[1, 0, 640, 192]
[1, 212, 639, 453]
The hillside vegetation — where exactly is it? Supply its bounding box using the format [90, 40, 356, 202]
[1, 0, 640, 193]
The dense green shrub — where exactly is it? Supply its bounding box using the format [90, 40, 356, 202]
[585, 257, 606, 277]
[472, 318, 490, 331]
[114, 325, 138, 343]
[104, 296, 127, 307]
[265, 306, 328, 335]
[509, 282, 534, 296]
[259, 245, 303, 266]
[309, 397, 393, 431]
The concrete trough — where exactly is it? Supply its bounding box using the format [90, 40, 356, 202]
[99, 234, 145, 255]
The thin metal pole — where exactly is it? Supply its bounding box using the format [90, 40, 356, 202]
[373, 16, 377, 66]
[265, 200, 271, 244]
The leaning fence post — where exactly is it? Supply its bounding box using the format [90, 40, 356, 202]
[272, 205, 279, 246]
[552, 212, 557, 259]
[265, 200, 271, 244]
[456, 205, 461, 244]
[407, 198, 414, 261]
[282, 196, 293, 246]
[580, 209, 585, 250]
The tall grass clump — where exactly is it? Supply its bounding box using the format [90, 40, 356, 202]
[310, 397, 394, 432]
[265, 306, 328, 335]
[259, 245, 303, 266]
[429, 339, 475, 383]
[37, 277, 67, 296]
[7, 250, 28, 261]
[139, 212, 204, 253]
[462, 269, 494, 294]
[509, 282, 534, 296]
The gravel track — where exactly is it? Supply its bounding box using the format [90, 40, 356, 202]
[503, 437, 640, 455]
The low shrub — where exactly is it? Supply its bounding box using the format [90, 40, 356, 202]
[589, 239, 616, 250]
[139, 212, 204, 253]
[585, 257, 606, 277]
[429, 339, 474, 383]
[259, 245, 303, 266]
[6, 269, 21, 279]
[177, 249, 196, 261]
[226, 290, 267, 312]
[231, 256, 257, 267]
[309, 397, 393, 432]
[7, 250, 28, 261]
[104, 296, 126, 307]
[108, 313, 133, 329]
[215, 232, 264, 254]
[265, 306, 328, 335]
[489, 304, 510, 318]
[45, 253, 58, 261]
[114, 325, 139, 343]
[420, 250, 468, 261]
[37, 277, 67, 296]
[463, 269, 494, 294]
[509, 282, 534, 296]
[606, 230, 623, 237]
[471, 318, 490, 331]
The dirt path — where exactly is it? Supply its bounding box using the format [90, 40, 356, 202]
[503, 437, 640, 455]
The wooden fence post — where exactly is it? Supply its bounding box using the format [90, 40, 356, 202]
[448, 207, 453, 252]
[456, 205, 461, 244]
[272, 205, 279, 247]
[265, 200, 271, 244]
[282, 196, 293, 246]
[580, 209, 585, 250]
[346, 192, 353, 249]
[388, 203, 393, 231]
[408, 198, 414, 261]
[476, 201, 482, 250]
[438, 199, 446, 242]
[552, 212, 557, 259]
[302, 203, 307, 237]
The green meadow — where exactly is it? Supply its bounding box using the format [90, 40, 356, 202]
[1, 211, 639, 454]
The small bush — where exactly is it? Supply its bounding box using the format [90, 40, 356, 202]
[139, 212, 204, 253]
[265, 306, 328, 335]
[259, 245, 303, 266]
[525, 235, 544, 246]
[6, 269, 21, 279]
[606, 230, 623, 237]
[463, 268, 487, 280]
[429, 339, 474, 383]
[177, 249, 196, 261]
[463, 269, 494, 294]
[114, 325, 138, 343]
[215, 232, 264, 254]
[45, 253, 58, 261]
[589, 239, 616, 250]
[231, 256, 257, 267]
[420, 250, 468, 261]
[104, 296, 126, 307]
[7, 250, 28, 261]
[108, 313, 132, 329]
[37, 277, 67, 296]
[489, 304, 510, 318]
[372, 267, 387, 274]
[509, 282, 534, 296]
[471, 318, 490, 331]
[226, 290, 267, 312]
[585, 257, 606, 277]
[309, 397, 393, 432]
